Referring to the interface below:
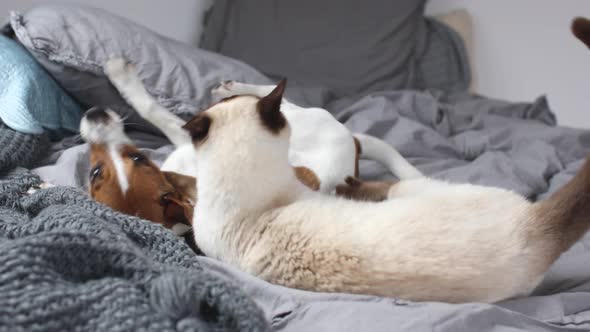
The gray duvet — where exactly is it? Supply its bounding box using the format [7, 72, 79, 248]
[33, 84, 590, 331]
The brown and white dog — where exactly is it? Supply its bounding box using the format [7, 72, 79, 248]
[80, 58, 420, 251]
[79, 108, 197, 242]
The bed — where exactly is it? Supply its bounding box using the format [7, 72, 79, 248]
[1, 2, 590, 331]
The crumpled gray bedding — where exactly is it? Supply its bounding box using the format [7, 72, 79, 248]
[30, 85, 590, 331]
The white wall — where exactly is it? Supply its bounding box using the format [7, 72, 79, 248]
[426, 0, 590, 128]
[0, 0, 209, 45]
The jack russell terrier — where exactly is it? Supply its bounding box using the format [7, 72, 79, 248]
[179, 79, 590, 303]
[80, 58, 421, 240]
[79, 107, 200, 251]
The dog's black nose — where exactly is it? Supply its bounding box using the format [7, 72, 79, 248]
[84, 106, 111, 123]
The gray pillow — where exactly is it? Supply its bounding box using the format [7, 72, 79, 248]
[412, 18, 471, 93]
[8, 4, 271, 135]
[201, 0, 428, 98]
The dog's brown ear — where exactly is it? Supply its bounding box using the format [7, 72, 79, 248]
[258, 79, 287, 134]
[163, 171, 196, 202]
[162, 194, 193, 227]
[572, 17, 590, 49]
[162, 171, 196, 226]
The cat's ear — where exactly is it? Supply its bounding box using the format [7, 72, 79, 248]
[258, 79, 287, 134]
[182, 113, 211, 144]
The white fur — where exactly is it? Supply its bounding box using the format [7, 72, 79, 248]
[108, 145, 129, 194]
[160, 145, 199, 175]
[104, 59, 191, 147]
[105, 58, 421, 192]
[189, 96, 558, 304]
[212, 81, 423, 190]
[213, 81, 424, 184]
[79, 109, 131, 146]
[104, 58, 198, 179]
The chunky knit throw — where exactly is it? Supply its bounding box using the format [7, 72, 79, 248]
[0, 122, 49, 175]
[0, 129, 269, 331]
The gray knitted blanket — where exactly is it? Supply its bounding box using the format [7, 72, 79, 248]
[0, 125, 268, 331]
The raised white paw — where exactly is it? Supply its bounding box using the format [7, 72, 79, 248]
[104, 57, 138, 86]
[104, 57, 127, 77]
[104, 57, 155, 115]
[211, 80, 237, 98]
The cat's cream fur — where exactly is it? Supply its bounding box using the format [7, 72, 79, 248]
[184, 81, 590, 303]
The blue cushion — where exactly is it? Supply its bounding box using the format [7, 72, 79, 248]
[0, 35, 81, 136]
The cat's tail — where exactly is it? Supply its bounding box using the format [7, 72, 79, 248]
[352, 133, 423, 180]
[531, 155, 590, 259]
[529, 18, 590, 257]
[572, 17, 590, 49]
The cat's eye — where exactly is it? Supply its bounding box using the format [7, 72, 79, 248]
[90, 165, 102, 182]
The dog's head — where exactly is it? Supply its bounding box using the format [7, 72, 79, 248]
[80, 107, 195, 234]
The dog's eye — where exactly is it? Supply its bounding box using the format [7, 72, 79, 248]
[129, 152, 146, 163]
[90, 165, 102, 182]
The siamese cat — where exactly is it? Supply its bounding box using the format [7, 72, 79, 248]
[179, 78, 590, 303]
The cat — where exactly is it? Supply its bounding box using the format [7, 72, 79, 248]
[179, 80, 590, 303]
